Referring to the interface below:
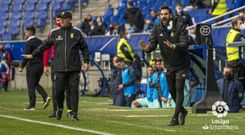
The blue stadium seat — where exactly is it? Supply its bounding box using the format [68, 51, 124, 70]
[36, 19, 47, 28]
[40, 0, 52, 4]
[138, 0, 147, 9]
[24, 18, 34, 28]
[12, 4, 22, 12]
[111, 15, 119, 24]
[8, 26, 19, 36]
[0, 21, 7, 27]
[24, 12, 35, 19]
[165, 0, 173, 6]
[174, 0, 181, 4]
[51, 3, 62, 17]
[148, 0, 155, 7]
[104, 7, 114, 17]
[118, 0, 127, 7]
[26, 0, 39, 4]
[24, 3, 35, 12]
[119, 17, 126, 26]
[1, 0, 12, 5]
[37, 11, 48, 20]
[2, 33, 12, 41]
[0, 13, 9, 20]
[9, 19, 21, 28]
[226, 0, 234, 10]
[54, 0, 65, 4]
[14, 0, 25, 5]
[0, 5, 9, 12]
[142, 6, 151, 16]
[183, 0, 190, 6]
[116, 7, 126, 17]
[0, 25, 5, 35]
[62, 1, 74, 11]
[103, 15, 111, 26]
[11, 12, 22, 20]
[156, 0, 164, 6]
[36, 2, 48, 11]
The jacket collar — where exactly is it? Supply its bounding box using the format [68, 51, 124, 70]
[27, 36, 36, 41]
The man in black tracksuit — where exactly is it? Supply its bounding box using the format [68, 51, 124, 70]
[139, 7, 190, 126]
[23, 12, 90, 121]
[19, 27, 51, 110]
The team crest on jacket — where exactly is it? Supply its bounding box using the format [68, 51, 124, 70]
[56, 35, 63, 40]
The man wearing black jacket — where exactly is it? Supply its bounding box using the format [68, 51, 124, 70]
[23, 12, 90, 121]
[19, 27, 51, 111]
[139, 7, 190, 126]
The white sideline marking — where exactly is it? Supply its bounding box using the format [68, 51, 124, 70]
[0, 114, 114, 135]
[124, 115, 169, 118]
[106, 120, 176, 132]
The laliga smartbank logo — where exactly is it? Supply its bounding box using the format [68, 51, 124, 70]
[212, 101, 229, 118]
[202, 101, 239, 130]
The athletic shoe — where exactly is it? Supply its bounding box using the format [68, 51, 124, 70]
[56, 108, 63, 120]
[49, 113, 56, 118]
[43, 97, 51, 109]
[24, 105, 35, 111]
[179, 109, 188, 125]
[167, 118, 179, 126]
[70, 114, 79, 121]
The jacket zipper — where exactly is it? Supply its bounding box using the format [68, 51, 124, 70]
[65, 30, 67, 71]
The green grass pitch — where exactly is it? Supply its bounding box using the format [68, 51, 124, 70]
[0, 89, 244, 135]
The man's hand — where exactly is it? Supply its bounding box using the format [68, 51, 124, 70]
[19, 68, 23, 72]
[118, 84, 123, 91]
[82, 63, 89, 72]
[44, 67, 49, 77]
[164, 40, 176, 49]
[138, 40, 149, 51]
[161, 97, 167, 103]
[22, 54, 33, 59]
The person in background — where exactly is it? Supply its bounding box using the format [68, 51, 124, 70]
[154, 60, 171, 108]
[43, 13, 72, 118]
[123, 0, 144, 33]
[175, 3, 193, 27]
[106, 23, 119, 36]
[144, 8, 159, 33]
[217, 67, 244, 113]
[110, 56, 124, 106]
[19, 26, 51, 111]
[80, 14, 93, 36]
[22, 12, 90, 121]
[139, 7, 190, 126]
[118, 58, 136, 107]
[226, 17, 245, 90]
[0, 45, 11, 92]
[117, 27, 135, 63]
[209, 0, 227, 22]
[131, 66, 160, 108]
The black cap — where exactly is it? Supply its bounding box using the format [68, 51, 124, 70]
[60, 11, 72, 19]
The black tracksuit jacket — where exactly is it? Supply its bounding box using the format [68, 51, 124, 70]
[32, 25, 90, 72]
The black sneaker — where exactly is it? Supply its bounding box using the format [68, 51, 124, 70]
[43, 97, 51, 109]
[24, 105, 35, 111]
[167, 119, 179, 126]
[49, 113, 56, 118]
[70, 115, 79, 121]
[179, 109, 188, 125]
[56, 108, 63, 120]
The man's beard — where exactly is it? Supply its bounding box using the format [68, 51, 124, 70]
[161, 18, 169, 25]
